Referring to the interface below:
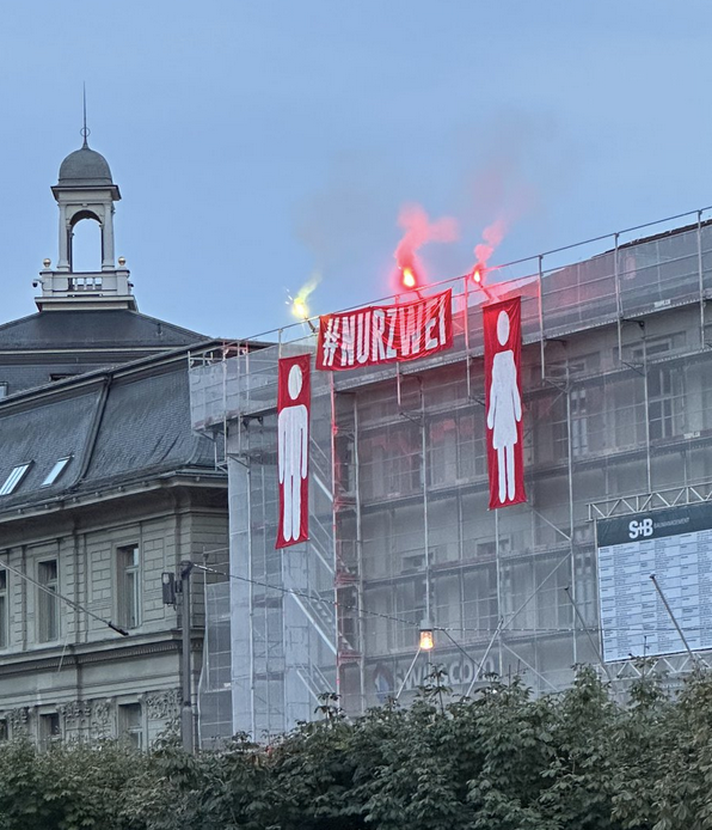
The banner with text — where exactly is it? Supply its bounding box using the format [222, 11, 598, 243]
[316, 290, 453, 371]
[276, 354, 311, 549]
[484, 296, 526, 509]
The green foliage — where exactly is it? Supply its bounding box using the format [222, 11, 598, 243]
[4, 667, 712, 828]
[0, 736, 146, 830]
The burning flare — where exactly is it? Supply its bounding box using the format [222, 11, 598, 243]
[401, 267, 416, 289]
[394, 204, 458, 292]
[287, 273, 321, 322]
[471, 217, 507, 284]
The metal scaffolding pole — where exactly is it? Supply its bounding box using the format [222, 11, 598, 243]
[463, 274, 473, 400]
[614, 232, 623, 362]
[650, 574, 697, 664]
[353, 396, 365, 714]
[329, 372, 341, 702]
[247, 462, 256, 740]
[697, 211, 705, 341]
[642, 330, 653, 494]
[565, 365, 577, 664]
[421, 383, 432, 626]
[494, 509, 503, 677]
[564, 585, 612, 682]
[538, 255, 546, 380]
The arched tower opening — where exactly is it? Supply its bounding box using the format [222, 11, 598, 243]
[68, 210, 102, 272]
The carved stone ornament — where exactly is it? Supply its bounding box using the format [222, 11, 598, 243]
[58, 700, 92, 728]
[7, 707, 29, 732]
[90, 699, 113, 737]
[144, 688, 181, 721]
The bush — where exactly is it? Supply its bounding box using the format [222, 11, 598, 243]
[3, 668, 712, 829]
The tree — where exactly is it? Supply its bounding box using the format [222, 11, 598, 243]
[3, 667, 712, 828]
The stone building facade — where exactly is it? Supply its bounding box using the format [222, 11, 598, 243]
[0, 138, 228, 746]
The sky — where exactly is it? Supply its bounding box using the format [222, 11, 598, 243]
[1, 1, 712, 340]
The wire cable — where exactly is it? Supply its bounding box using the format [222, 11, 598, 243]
[0, 559, 129, 637]
[194, 562, 705, 638]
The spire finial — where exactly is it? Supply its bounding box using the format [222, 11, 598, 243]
[80, 83, 91, 147]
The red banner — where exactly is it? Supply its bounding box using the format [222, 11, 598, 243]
[484, 297, 526, 509]
[316, 290, 453, 371]
[276, 354, 311, 548]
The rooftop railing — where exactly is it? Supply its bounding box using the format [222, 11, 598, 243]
[190, 205, 712, 425]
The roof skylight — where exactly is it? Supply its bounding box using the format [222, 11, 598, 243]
[41, 457, 72, 487]
[0, 463, 32, 496]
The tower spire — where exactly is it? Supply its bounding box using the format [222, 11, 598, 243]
[81, 83, 90, 148]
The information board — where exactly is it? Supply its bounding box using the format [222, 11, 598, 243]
[597, 503, 712, 663]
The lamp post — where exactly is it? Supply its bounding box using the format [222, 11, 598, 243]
[180, 560, 194, 752]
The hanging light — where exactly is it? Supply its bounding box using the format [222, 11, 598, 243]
[419, 618, 435, 651]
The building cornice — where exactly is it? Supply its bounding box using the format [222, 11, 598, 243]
[0, 630, 203, 679]
[0, 471, 226, 526]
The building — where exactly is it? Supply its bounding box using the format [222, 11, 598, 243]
[0, 139, 228, 747]
[190, 211, 712, 741]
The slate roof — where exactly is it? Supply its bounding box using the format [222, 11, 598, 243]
[0, 345, 224, 514]
[0, 309, 210, 396]
[0, 309, 205, 351]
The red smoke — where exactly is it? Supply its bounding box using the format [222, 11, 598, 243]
[394, 204, 458, 290]
[472, 216, 507, 283]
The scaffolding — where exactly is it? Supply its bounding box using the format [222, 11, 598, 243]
[190, 206, 712, 739]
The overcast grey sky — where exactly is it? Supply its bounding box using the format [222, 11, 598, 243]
[1, 1, 711, 338]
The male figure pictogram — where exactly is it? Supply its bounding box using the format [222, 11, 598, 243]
[278, 364, 309, 542]
[486, 309, 522, 504]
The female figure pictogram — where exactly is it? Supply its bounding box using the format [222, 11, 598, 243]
[278, 364, 309, 542]
[486, 309, 522, 504]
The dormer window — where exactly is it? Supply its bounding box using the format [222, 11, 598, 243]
[0, 462, 32, 495]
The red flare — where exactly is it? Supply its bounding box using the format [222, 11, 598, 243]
[393, 203, 458, 292]
[402, 267, 417, 289]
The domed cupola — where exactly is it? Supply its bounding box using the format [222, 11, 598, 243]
[37, 134, 135, 312]
[58, 145, 114, 187]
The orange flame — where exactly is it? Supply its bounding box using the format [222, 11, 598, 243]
[472, 217, 507, 285]
[402, 267, 416, 289]
[394, 203, 458, 291]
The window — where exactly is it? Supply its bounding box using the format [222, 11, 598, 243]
[118, 703, 143, 749]
[393, 578, 426, 650]
[535, 557, 572, 631]
[570, 388, 588, 457]
[0, 463, 32, 496]
[551, 385, 595, 460]
[359, 424, 421, 501]
[39, 712, 60, 748]
[38, 560, 59, 642]
[428, 412, 483, 486]
[648, 366, 684, 441]
[463, 566, 498, 638]
[41, 457, 72, 487]
[0, 568, 7, 648]
[0, 719, 7, 741]
[117, 546, 140, 629]
[0, 383, 8, 399]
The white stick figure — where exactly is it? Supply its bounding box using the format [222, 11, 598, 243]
[486, 310, 522, 503]
[278, 364, 309, 541]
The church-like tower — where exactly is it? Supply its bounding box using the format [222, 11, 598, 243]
[0, 138, 207, 396]
[35, 138, 136, 311]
